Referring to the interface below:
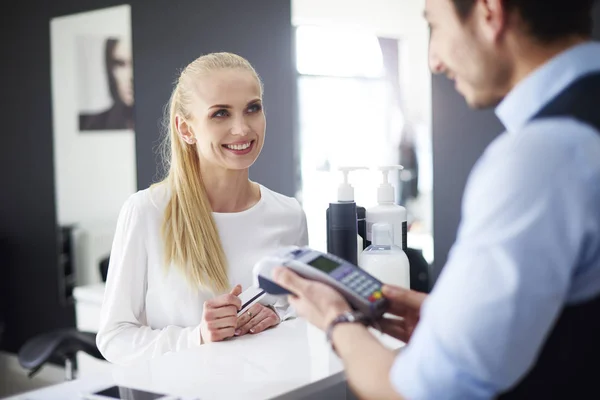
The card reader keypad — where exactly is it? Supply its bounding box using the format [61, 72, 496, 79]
[340, 270, 383, 302]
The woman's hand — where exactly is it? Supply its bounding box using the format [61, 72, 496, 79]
[235, 303, 280, 336]
[200, 284, 242, 343]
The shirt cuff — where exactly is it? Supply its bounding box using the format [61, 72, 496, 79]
[191, 323, 203, 346]
[260, 293, 295, 322]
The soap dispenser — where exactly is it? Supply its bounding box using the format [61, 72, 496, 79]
[366, 165, 408, 251]
[326, 166, 367, 265]
[359, 222, 410, 289]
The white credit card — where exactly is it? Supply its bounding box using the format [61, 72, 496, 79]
[237, 286, 266, 316]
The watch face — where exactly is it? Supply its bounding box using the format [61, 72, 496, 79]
[337, 311, 366, 324]
[346, 312, 359, 322]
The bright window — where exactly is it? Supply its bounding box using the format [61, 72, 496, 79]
[295, 26, 399, 252]
[295, 26, 385, 78]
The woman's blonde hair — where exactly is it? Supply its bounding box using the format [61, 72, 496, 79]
[155, 52, 263, 293]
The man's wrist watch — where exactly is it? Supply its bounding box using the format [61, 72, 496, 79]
[325, 310, 371, 354]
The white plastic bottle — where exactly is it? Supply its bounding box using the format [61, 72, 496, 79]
[366, 166, 408, 251]
[359, 223, 410, 289]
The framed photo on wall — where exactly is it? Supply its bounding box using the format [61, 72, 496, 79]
[76, 33, 134, 131]
[50, 5, 138, 286]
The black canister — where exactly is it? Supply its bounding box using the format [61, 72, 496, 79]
[326, 201, 358, 265]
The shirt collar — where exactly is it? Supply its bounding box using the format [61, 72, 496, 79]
[495, 41, 600, 133]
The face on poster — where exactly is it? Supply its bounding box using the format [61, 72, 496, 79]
[50, 5, 137, 286]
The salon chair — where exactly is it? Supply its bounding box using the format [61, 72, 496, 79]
[100, 254, 110, 282]
[18, 254, 111, 380]
[18, 329, 104, 380]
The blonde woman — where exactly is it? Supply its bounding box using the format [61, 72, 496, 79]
[96, 52, 308, 365]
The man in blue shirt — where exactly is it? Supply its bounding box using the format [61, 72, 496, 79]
[274, 0, 600, 399]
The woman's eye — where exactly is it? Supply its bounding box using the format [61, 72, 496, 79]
[212, 109, 229, 118]
[248, 104, 262, 113]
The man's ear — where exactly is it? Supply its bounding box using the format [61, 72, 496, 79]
[175, 115, 196, 144]
[478, 0, 508, 42]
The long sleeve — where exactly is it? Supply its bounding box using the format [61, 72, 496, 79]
[296, 208, 309, 247]
[389, 120, 600, 399]
[96, 194, 202, 365]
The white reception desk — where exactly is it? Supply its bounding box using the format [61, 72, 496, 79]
[7, 317, 403, 400]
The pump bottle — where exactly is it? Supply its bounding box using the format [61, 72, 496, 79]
[359, 222, 410, 289]
[365, 165, 408, 251]
[326, 166, 367, 265]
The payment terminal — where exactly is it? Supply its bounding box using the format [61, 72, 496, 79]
[252, 246, 389, 320]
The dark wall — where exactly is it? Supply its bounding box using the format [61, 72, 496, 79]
[1, 2, 72, 353]
[129, 1, 297, 193]
[431, 75, 503, 279]
[594, 2, 600, 39]
[1, 0, 295, 353]
[431, 3, 600, 280]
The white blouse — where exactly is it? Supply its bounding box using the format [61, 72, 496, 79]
[96, 183, 308, 365]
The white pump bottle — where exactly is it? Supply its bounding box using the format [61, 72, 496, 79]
[336, 166, 367, 202]
[365, 165, 408, 251]
[359, 222, 410, 289]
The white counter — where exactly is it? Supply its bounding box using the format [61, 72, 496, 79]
[8, 318, 403, 400]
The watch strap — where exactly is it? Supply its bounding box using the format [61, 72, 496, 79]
[326, 311, 371, 355]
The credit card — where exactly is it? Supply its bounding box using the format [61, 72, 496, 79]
[237, 286, 266, 316]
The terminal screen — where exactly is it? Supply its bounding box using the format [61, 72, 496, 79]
[308, 255, 341, 274]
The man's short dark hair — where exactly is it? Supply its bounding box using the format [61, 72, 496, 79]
[451, 0, 596, 42]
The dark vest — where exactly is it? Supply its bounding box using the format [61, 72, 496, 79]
[498, 72, 600, 399]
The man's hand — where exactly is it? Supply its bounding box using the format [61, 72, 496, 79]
[273, 267, 352, 330]
[273, 266, 427, 342]
[378, 285, 427, 343]
[274, 270, 410, 400]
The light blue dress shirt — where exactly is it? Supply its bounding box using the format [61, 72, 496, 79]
[390, 41, 600, 400]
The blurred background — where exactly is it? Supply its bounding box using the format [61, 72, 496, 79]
[2, 0, 599, 396]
